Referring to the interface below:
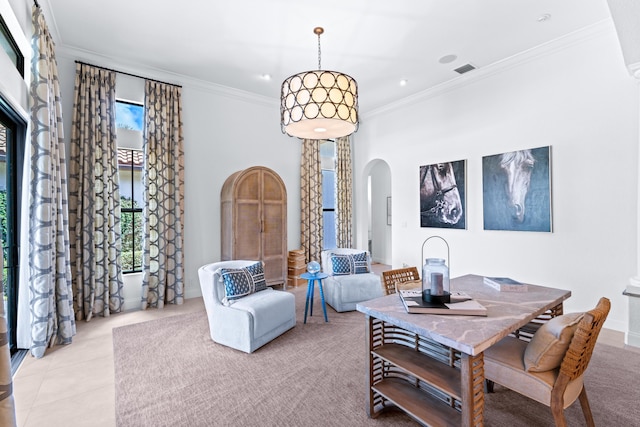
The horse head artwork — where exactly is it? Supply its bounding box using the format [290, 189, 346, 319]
[420, 162, 463, 226]
[499, 149, 535, 223]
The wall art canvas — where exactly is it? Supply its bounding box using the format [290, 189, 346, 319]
[419, 160, 466, 229]
[482, 146, 552, 232]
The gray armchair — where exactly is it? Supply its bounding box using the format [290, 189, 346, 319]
[320, 248, 383, 312]
[198, 260, 296, 353]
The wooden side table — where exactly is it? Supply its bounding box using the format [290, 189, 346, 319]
[301, 272, 329, 323]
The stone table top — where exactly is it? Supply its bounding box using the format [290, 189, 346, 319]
[357, 274, 571, 356]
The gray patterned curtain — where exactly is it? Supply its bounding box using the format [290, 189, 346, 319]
[141, 81, 184, 309]
[300, 139, 323, 263]
[0, 249, 16, 426]
[68, 63, 124, 321]
[18, 5, 76, 358]
[335, 136, 353, 248]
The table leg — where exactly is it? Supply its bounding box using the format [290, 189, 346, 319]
[460, 352, 485, 427]
[304, 280, 313, 324]
[309, 280, 314, 317]
[365, 315, 375, 418]
[317, 279, 328, 322]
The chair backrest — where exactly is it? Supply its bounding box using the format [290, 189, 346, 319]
[559, 297, 611, 381]
[382, 267, 420, 295]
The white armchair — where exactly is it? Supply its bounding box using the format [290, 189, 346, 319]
[198, 260, 296, 353]
[320, 248, 384, 312]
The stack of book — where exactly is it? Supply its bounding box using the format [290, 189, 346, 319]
[287, 249, 306, 288]
[398, 289, 487, 316]
[483, 276, 528, 292]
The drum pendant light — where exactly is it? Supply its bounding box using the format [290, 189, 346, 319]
[280, 27, 359, 139]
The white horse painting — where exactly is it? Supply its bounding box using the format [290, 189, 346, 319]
[482, 146, 551, 232]
[499, 149, 535, 223]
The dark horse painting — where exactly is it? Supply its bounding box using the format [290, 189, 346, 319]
[419, 160, 466, 229]
[482, 146, 551, 232]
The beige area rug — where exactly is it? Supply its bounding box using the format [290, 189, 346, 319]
[113, 287, 640, 426]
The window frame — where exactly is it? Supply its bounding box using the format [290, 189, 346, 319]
[116, 99, 144, 274]
[320, 140, 337, 250]
[0, 15, 24, 78]
[118, 148, 143, 274]
[0, 95, 26, 354]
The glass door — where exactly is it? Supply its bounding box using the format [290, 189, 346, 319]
[0, 98, 25, 356]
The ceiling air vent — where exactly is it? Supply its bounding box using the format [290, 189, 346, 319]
[454, 63, 476, 75]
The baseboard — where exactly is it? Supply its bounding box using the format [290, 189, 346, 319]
[598, 328, 640, 349]
[626, 330, 640, 348]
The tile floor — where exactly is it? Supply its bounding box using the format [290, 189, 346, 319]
[11, 268, 635, 427]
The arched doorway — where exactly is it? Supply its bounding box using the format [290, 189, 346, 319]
[364, 160, 391, 265]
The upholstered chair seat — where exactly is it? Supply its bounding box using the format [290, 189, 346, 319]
[198, 260, 296, 353]
[484, 297, 610, 427]
[484, 336, 585, 407]
[320, 248, 383, 312]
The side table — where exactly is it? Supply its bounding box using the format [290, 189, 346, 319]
[301, 272, 329, 324]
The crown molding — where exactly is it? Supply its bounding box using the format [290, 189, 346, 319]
[55, 45, 278, 108]
[365, 19, 615, 120]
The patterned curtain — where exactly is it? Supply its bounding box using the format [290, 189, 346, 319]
[141, 81, 184, 309]
[300, 139, 323, 263]
[335, 136, 353, 248]
[19, 5, 76, 358]
[0, 250, 16, 426]
[68, 63, 124, 321]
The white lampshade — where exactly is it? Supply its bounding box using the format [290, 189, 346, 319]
[280, 28, 359, 139]
[281, 70, 358, 139]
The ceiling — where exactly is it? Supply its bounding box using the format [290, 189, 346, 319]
[43, 0, 612, 114]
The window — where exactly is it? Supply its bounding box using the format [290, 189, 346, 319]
[116, 100, 144, 131]
[116, 100, 144, 273]
[0, 15, 24, 77]
[320, 140, 336, 250]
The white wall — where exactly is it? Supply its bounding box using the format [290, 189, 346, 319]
[354, 21, 639, 334]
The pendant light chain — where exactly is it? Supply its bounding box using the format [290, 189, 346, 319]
[314, 27, 324, 70]
[317, 31, 322, 69]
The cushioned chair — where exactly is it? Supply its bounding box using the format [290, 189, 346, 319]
[381, 266, 420, 295]
[484, 297, 611, 427]
[198, 260, 296, 353]
[320, 248, 384, 312]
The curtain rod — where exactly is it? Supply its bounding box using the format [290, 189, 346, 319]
[74, 60, 183, 88]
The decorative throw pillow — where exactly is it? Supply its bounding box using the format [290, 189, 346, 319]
[351, 251, 370, 274]
[219, 262, 267, 302]
[523, 312, 584, 372]
[330, 252, 370, 275]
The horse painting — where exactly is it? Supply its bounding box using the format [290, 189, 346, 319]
[482, 146, 552, 232]
[419, 161, 465, 228]
[499, 149, 535, 223]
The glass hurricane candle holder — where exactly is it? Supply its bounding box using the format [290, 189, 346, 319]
[422, 258, 450, 304]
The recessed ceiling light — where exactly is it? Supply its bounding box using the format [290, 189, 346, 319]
[400, 79, 408, 86]
[537, 14, 551, 22]
[439, 54, 457, 64]
[260, 73, 272, 81]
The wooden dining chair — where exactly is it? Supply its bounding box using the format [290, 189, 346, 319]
[484, 297, 611, 427]
[381, 267, 420, 295]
